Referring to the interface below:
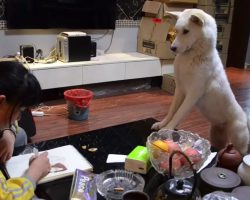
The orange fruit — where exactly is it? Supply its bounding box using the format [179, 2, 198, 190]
[152, 140, 169, 152]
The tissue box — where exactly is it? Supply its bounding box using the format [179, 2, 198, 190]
[125, 146, 151, 174]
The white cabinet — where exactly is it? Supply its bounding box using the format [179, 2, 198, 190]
[83, 63, 125, 84]
[29, 52, 162, 89]
[33, 66, 82, 89]
[125, 60, 161, 79]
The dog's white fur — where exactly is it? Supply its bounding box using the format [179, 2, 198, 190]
[152, 9, 250, 154]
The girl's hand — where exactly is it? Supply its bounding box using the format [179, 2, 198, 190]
[26, 152, 51, 182]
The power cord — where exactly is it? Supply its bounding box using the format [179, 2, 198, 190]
[104, 30, 115, 53]
[32, 104, 68, 116]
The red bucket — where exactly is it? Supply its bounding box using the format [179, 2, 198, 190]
[64, 89, 93, 121]
[64, 89, 93, 108]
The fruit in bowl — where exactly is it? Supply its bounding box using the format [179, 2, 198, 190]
[146, 129, 211, 178]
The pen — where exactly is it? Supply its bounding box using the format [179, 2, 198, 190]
[29, 147, 39, 165]
[0, 163, 10, 179]
[33, 147, 39, 157]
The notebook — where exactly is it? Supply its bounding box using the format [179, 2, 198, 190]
[5, 145, 93, 184]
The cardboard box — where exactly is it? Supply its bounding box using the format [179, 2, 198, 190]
[154, 0, 198, 3]
[153, 0, 196, 11]
[162, 73, 175, 95]
[137, 1, 177, 59]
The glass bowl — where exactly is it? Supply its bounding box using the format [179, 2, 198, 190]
[146, 129, 211, 178]
[95, 169, 145, 200]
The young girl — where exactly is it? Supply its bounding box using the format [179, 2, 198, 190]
[0, 61, 51, 200]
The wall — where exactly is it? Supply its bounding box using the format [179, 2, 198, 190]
[0, 27, 139, 57]
[0, 0, 145, 57]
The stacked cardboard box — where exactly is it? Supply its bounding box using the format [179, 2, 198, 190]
[137, 0, 197, 60]
[197, 0, 234, 66]
[137, 1, 175, 59]
[161, 73, 175, 95]
[137, 0, 199, 94]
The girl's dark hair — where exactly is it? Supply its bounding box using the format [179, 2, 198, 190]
[0, 61, 41, 107]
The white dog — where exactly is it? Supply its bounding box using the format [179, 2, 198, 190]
[152, 9, 249, 154]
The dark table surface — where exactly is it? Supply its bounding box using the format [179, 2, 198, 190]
[33, 118, 166, 200]
[11, 118, 216, 200]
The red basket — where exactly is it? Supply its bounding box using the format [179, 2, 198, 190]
[64, 89, 93, 108]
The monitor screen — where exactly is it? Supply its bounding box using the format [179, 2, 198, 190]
[6, 0, 116, 29]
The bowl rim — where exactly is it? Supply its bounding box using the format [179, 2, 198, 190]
[95, 169, 145, 197]
[146, 129, 211, 175]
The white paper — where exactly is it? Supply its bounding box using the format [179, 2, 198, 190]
[6, 145, 93, 184]
[106, 154, 127, 163]
[198, 152, 217, 173]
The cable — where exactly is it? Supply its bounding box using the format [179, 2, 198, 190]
[91, 30, 110, 41]
[30, 48, 57, 64]
[0, 0, 5, 19]
[33, 104, 68, 116]
[104, 30, 115, 53]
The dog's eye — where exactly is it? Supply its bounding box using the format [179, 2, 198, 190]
[183, 29, 189, 34]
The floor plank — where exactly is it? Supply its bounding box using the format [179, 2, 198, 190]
[30, 67, 250, 144]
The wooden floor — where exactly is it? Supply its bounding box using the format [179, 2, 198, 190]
[30, 67, 250, 144]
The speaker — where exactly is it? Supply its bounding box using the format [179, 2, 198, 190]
[20, 45, 34, 63]
[91, 41, 96, 57]
[57, 34, 91, 62]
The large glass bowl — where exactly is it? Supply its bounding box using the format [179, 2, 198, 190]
[146, 129, 211, 178]
[95, 169, 145, 200]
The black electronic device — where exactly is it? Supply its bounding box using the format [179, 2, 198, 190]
[20, 45, 34, 63]
[6, 0, 116, 29]
[91, 41, 97, 57]
[57, 32, 91, 62]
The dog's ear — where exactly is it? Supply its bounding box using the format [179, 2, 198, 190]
[190, 13, 205, 26]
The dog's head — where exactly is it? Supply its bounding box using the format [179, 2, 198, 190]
[167, 9, 217, 54]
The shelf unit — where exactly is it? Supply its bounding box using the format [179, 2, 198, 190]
[28, 52, 162, 89]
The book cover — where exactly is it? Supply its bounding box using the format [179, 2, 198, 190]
[6, 145, 93, 184]
[70, 169, 97, 200]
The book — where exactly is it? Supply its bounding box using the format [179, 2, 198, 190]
[6, 145, 93, 184]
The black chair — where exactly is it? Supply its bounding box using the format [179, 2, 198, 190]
[13, 109, 36, 155]
[18, 109, 36, 138]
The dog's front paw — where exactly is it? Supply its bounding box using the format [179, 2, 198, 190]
[161, 124, 175, 130]
[151, 122, 163, 130]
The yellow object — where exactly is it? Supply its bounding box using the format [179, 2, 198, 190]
[152, 140, 169, 152]
[0, 171, 35, 200]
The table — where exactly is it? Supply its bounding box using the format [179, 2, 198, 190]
[34, 118, 162, 200]
[13, 118, 217, 199]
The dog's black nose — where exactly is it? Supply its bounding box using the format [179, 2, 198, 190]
[171, 46, 177, 52]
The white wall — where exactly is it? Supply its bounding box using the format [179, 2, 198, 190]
[0, 27, 139, 57]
